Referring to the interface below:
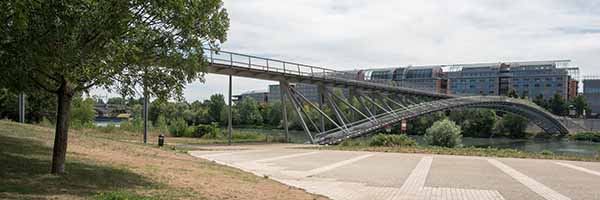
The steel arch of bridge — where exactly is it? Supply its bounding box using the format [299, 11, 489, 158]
[203, 49, 571, 145]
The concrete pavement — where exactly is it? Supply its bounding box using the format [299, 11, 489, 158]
[188, 144, 600, 200]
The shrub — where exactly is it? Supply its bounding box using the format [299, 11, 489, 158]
[168, 118, 188, 137]
[570, 132, 600, 142]
[424, 119, 462, 148]
[232, 131, 265, 140]
[540, 150, 554, 156]
[369, 133, 416, 147]
[196, 123, 221, 138]
[98, 124, 117, 133]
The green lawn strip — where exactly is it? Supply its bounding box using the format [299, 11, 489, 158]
[304, 145, 600, 162]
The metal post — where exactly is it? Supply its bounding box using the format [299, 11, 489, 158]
[280, 81, 289, 142]
[228, 74, 233, 145]
[143, 90, 148, 144]
[18, 92, 25, 123]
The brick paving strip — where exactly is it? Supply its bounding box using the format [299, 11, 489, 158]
[488, 159, 571, 200]
[554, 162, 600, 177]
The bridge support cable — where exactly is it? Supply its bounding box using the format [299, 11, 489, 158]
[327, 88, 374, 124]
[288, 86, 346, 134]
[286, 86, 315, 144]
[317, 85, 326, 133]
[356, 94, 378, 123]
[280, 81, 290, 142]
[323, 90, 351, 131]
[288, 89, 324, 134]
[359, 92, 397, 117]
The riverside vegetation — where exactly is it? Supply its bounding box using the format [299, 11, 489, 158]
[320, 119, 600, 162]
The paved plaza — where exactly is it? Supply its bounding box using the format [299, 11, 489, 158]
[189, 144, 600, 200]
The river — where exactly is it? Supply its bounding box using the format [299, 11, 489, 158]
[242, 128, 600, 157]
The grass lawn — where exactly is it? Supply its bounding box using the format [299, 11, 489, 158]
[0, 120, 325, 200]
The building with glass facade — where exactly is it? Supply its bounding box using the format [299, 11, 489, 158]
[447, 60, 578, 100]
[584, 78, 600, 116]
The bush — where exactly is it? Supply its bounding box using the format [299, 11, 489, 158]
[196, 123, 221, 138]
[98, 124, 117, 133]
[424, 119, 462, 148]
[570, 132, 600, 142]
[232, 131, 265, 140]
[540, 150, 554, 156]
[369, 133, 416, 147]
[168, 118, 188, 137]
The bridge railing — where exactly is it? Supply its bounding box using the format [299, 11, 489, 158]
[203, 48, 452, 97]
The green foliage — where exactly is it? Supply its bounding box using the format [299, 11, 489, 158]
[39, 117, 54, 128]
[209, 94, 227, 123]
[571, 95, 589, 117]
[154, 115, 168, 134]
[168, 118, 188, 137]
[197, 123, 221, 139]
[424, 119, 462, 148]
[570, 132, 600, 142]
[369, 134, 416, 147]
[408, 112, 447, 135]
[71, 97, 96, 128]
[94, 191, 157, 200]
[119, 117, 144, 133]
[549, 93, 568, 116]
[495, 113, 529, 138]
[106, 97, 125, 105]
[449, 109, 496, 138]
[1, 0, 230, 173]
[507, 89, 519, 98]
[540, 150, 555, 156]
[238, 98, 263, 125]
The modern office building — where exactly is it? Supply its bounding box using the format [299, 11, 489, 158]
[239, 60, 579, 104]
[446, 60, 578, 100]
[583, 78, 600, 116]
[233, 89, 269, 104]
[355, 60, 579, 101]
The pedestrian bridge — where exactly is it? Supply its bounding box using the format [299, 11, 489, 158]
[203, 49, 572, 144]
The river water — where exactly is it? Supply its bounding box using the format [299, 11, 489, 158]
[243, 128, 600, 157]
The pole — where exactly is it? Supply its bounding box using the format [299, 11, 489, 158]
[18, 92, 25, 123]
[280, 81, 289, 142]
[143, 90, 148, 144]
[228, 74, 233, 145]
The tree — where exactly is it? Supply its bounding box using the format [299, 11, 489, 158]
[549, 93, 567, 116]
[449, 109, 496, 138]
[424, 119, 462, 148]
[238, 98, 263, 125]
[208, 94, 226, 123]
[571, 95, 588, 117]
[0, 0, 229, 174]
[533, 94, 547, 109]
[495, 113, 529, 138]
[107, 97, 125, 105]
[507, 89, 519, 98]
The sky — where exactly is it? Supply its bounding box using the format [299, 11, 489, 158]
[93, 0, 600, 102]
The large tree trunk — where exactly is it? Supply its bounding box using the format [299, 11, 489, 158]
[51, 80, 74, 174]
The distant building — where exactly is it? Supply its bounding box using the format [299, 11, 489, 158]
[584, 78, 600, 116]
[241, 60, 580, 105]
[233, 89, 269, 104]
[354, 60, 579, 101]
[446, 60, 578, 100]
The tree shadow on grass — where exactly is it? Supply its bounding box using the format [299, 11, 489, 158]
[0, 135, 154, 198]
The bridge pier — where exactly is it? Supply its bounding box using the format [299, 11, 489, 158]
[228, 74, 233, 145]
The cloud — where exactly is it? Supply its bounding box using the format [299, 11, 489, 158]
[95, 0, 600, 101]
